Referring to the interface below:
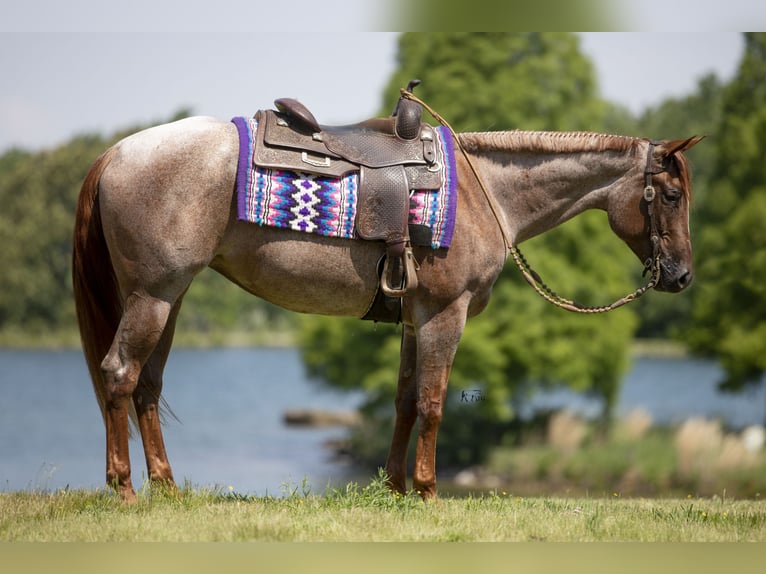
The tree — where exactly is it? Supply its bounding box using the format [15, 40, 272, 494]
[686, 33, 766, 393]
[298, 33, 642, 468]
[381, 32, 606, 131]
[0, 135, 107, 334]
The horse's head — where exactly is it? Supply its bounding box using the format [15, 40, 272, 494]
[609, 136, 704, 293]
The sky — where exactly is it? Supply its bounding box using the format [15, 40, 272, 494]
[0, 29, 748, 153]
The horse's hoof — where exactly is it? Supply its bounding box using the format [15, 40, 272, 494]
[120, 488, 138, 504]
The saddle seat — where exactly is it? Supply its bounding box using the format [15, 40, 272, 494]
[252, 82, 443, 302]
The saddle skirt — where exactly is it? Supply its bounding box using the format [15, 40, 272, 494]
[232, 115, 457, 250]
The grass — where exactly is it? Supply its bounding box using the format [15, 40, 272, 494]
[3, 471, 766, 542]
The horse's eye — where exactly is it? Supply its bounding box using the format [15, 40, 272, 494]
[662, 188, 681, 205]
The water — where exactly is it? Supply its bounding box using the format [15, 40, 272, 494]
[527, 356, 766, 427]
[1, 348, 764, 494]
[0, 348, 365, 495]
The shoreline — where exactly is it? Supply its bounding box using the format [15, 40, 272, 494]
[0, 331, 687, 359]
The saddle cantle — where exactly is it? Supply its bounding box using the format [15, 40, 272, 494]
[252, 81, 444, 304]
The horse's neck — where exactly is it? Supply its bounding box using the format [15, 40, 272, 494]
[462, 131, 641, 244]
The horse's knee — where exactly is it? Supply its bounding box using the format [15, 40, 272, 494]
[417, 399, 444, 429]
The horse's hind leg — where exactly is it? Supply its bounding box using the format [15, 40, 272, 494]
[132, 297, 185, 489]
[101, 292, 173, 502]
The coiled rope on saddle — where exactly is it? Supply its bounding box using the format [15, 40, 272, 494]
[399, 88, 662, 314]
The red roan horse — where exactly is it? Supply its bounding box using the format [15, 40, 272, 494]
[72, 103, 701, 502]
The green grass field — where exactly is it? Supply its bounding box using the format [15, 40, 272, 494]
[2, 472, 766, 542]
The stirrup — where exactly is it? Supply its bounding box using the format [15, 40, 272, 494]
[381, 245, 420, 298]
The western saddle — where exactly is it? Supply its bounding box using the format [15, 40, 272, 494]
[252, 81, 443, 310]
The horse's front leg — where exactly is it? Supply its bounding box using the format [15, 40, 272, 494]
[385, 324, 418, 494]
[412, 301, 467, 500]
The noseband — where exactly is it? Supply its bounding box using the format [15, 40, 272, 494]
[400, 88, 664, 314]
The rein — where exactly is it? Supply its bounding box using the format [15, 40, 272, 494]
[401, 88, 662, 314]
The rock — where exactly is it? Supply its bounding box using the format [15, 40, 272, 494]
[283, 409, 361, 427]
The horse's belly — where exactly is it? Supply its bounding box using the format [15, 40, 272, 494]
[212, 228, 384, 317]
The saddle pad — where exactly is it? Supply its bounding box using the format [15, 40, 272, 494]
[232, 116, 457, 249]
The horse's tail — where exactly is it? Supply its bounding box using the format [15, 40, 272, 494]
[72, 145, 123, 427]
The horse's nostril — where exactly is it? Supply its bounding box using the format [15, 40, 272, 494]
[677, 270, 693, 290]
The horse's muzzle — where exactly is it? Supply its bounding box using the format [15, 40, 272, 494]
[656, 264, 694, 293]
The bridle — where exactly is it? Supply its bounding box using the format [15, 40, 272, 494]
[642, 140, 664, 276]
[401, 89, 665, 314]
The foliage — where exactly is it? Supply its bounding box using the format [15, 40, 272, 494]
[299, 32, 642, 468]
[624, 34, 766, 396]
[382, 32, 606, 131]
[0, 135, 105, 333]
[685, 33, 766, 390]
[402, 0, 619, 33]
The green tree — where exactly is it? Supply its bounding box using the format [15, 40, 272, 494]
[0, 135, 107, 335]
[687, 33, 766, 393]
[299, 33, 643, 468]
[381, 32, 605, 131]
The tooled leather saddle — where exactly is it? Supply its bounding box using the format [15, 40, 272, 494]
[252, 81, 443, 303]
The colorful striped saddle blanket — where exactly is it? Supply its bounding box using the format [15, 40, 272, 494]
[231, 116, 457, 250]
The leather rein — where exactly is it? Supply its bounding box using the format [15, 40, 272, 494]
[401, 89, 663, 314]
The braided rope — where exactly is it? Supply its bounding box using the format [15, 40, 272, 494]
[401, 88, 660, 314]
[510, 244, 660, 313]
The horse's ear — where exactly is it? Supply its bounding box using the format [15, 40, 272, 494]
[662, 135, 705, 156]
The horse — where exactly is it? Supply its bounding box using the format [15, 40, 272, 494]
[72, 109, 702, 502]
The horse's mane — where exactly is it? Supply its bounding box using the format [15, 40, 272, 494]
[458, 130, 693, 201]
[458, 130, 641, 154]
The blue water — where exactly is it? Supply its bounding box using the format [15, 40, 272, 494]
[526, 356, 766, 427]
[1, 348, 764, 494]
[0, 348, 365, 495]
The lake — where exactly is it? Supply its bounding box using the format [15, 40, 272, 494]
[1, 347, 764, 495]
